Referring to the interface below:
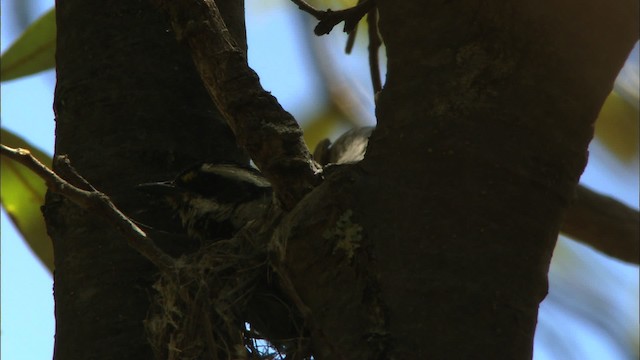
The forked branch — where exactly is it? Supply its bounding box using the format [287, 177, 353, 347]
[0, 144, 175, 271]
[293, 0, 382, 94]
[155, 0, 322, 210]
[291, 0, 375, 35]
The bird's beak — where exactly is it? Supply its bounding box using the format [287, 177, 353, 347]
[135, 181, 181, 196]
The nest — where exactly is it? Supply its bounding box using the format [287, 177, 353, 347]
[144, 224, 309, 360]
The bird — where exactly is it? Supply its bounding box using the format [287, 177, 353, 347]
[137, 126, 375, 242]
[313, 126, 374, 165]
[137, 163, 273, 242]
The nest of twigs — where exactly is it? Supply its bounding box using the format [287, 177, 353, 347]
[144, 223, 309, 360]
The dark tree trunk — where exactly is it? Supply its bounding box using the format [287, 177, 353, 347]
[358, 1, 636, 357]
[273, 1, 637, 358]
[47, 0, 246, 358]
[45, 0, 638, 359]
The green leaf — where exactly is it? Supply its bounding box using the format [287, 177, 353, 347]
[1, 8, 56, 82]
[1, 128, 54, 272]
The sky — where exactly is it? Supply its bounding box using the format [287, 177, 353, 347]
[1, 1, 638, 359]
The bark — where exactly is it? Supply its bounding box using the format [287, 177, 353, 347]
[45, 0, 638, 359]
[280, 0, 638, 358]
[359, 0, 637, 357]
[46, 0, 246, 358]
[156, 0, 322, 210]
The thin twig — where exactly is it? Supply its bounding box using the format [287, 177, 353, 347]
[297, 12, 373, 128]
[55, 154, 97, 191]
[0, 144, 176, 271]
[345, 24, 358, 54]
[300, 0, 382, 95]
[366, 8, 382, 94]
[291, 0, 376, 36]
[289, 0, 324, 18]
[343, 0, 370, 54]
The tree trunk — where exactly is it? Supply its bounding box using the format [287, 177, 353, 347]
[45, 0, 638, 359]
[47, 0, 246, 358]
[354, 1, 637, 357]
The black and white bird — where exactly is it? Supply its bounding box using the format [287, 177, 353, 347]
[138, 127, 375, 241]
[137, 163, 273, 241]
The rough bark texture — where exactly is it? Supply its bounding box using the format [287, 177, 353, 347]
[280, 0, 638, 359]
[157, 0, 322, 210]
[45, 0, 638, 359]
[47, 0, 246, 358]
[359, 0, 637, 358]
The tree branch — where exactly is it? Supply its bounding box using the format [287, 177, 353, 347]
[366, 7, 382, 94]
[0, 144, 175, 271]
[290, 0, 375, 36]
[154, 0, 321, 210]
[297, 13, 373, 128]
[292, 0, 382, 96]
[562, 185, 639, 264]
